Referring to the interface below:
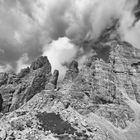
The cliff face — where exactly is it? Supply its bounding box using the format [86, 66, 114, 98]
[0, 39, 140, 140]
[0, 56, 52, 113]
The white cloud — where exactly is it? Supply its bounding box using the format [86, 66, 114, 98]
[16, 53, 30, 73]
[43, 37, 77, 79]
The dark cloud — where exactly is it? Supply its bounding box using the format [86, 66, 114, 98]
[0, 0, 139, 75]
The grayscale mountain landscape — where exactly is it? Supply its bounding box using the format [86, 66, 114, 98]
[0, 0, 140, 140]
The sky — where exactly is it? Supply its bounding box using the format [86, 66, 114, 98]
[0, 0, 139, 78]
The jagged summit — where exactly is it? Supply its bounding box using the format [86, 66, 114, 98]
[63, 60, 79, 83]
[0, 37, 140, 140]
[30, 56, 51, 71]
[0, 56, 52, 113]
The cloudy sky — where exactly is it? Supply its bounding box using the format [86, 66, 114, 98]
[0, 0, 139, 78]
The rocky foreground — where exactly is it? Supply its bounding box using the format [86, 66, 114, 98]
[0, 38, 140, 140]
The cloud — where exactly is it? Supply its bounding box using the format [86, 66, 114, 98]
[43, 37, 77, 79]
[16, 53, 30, 73]
[0, 0, 139, 77]
[0, 0, 41, 68]
[118, 2, 140, 48]
[0, 64, 12, 73]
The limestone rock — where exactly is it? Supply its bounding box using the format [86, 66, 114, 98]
[17, 67, 30, 79]
[0, 73, 8, 87]
[50, 70, 59, 87]
[1, 36, 140, 140]
[59, 40, 140, 131]
[0, 94, 3, 112]
[63, 60, 79, 82]
[0, 91, 114, 140]
[30, 56, 51, 71]
[45, 70, 59, 90]
[0, 56, 52, 113]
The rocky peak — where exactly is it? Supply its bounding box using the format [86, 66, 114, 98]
[17, 67, 30, 79]
[63, 60, 79, 83]
[0, 56, 52, 113]
[50, 70, 59, 86]
[69, 60, 79, 71]
[1, 37, 140, 140]
[0, 73, 8, 86]
[30, 56, 51, 71]
[45, 70, 59, 90]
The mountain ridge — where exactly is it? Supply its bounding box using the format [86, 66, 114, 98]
[0, 36, 140, 139]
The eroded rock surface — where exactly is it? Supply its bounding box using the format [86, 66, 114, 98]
[0, 38, 140, 140]
[45, 70, 59, 90]
[0, 56, 52, 113]
[63, 60, 79, 83]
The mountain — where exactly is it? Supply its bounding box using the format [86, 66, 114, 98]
[0, 31, 140, 139]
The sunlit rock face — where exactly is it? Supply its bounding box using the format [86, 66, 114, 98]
[60, 40, 139, 130]
[1, 35, 140, 139]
